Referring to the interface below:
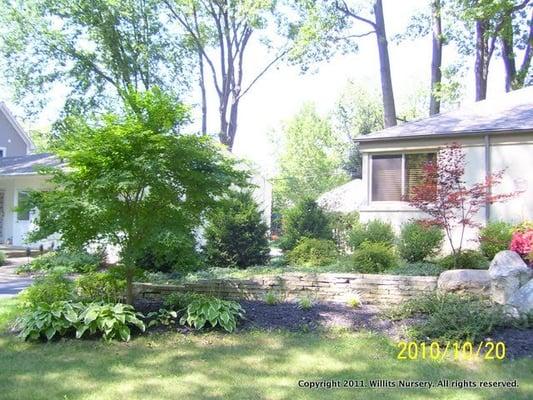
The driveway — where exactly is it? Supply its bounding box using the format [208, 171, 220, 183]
[0, 257, 34, 298]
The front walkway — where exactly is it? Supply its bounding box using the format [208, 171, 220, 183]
[0, 256, 33, 298]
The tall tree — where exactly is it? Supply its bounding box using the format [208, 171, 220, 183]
[0, 0, 189, 118]
[164, 0, 289, 148]
[430, 0, 443, 114]
[274, 103, 349, 208]
[334, 0, 397, 127]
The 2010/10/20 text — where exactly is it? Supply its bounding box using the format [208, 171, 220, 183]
[396, 341, 505, 360]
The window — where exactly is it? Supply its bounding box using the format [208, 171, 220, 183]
[17, 192, 30, 221]
[371, 153, 436, 202]
[0, 148, 5, 157]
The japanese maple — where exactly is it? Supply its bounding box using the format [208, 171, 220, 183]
[408, 143, 520, 266]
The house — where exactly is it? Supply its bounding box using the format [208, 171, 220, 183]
[321, 86, 533, 248]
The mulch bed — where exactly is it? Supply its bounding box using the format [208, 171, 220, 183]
[134, 298, 533, 359]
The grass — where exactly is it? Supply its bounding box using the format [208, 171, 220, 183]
[0, 298, 532, 399]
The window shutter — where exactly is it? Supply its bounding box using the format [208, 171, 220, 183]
[372, 155, 402, 201]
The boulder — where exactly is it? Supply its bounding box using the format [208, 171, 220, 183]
[488, 251, 532, 304]
[507, 280, 533, 315]
[437, 269, 491, 295]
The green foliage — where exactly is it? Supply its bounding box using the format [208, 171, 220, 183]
[437, 250, 489, 270]
[273, 103, 349, 207]
[389, 262, 445, 276]
[19, 250, 103, 274]
[387, 293, 506, 343]
[26, 88, 244, 302]
[163, 292, 203, 312]
[479, 221, 514, 260]
[75, 272, 126, 303]
[264, 291, 281, 306]
[146, 309, 178, 328]
[327, 211, 359, 250]
[348, 219, 396, 250]
[76, 303, 145, 341]
[398, 221, 444, 262]
[20, 273, 75, 308]
[287, 238, 338, 267]
[179, 296, 244, 333]
[279, 198, 332, 250]
[203, 190, 270, 269]
[296, 296, 313, 310]
[16, 301, 82, 341]
[346, 295, 361, 309]
[350, 242, 398, 273]
[16, 301, 145, 342]
[0, 251, 5, 266]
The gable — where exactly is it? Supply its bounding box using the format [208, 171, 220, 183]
[0, 102, 34, 156]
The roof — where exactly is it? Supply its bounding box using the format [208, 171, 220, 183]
[317, 179, 365, 213]
[358, 86, 533, 143]
[0, 153, 61, 176]
[0, 102, 35, 152]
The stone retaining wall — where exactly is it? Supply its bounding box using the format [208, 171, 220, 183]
[133, 273, 438, 306]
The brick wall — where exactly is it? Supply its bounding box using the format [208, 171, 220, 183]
[133, 272, 438, 306]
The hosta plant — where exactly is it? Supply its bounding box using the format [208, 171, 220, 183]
[16, 301, 83, 341]
[180, 296, 245, 333]
[146, 309, 178, 328]
[76, 303, 145, 341]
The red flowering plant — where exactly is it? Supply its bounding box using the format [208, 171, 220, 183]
[510, 222, 533, 267]
[408, 143, 521, 268]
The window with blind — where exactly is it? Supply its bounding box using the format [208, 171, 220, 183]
[371, 153, 436, 202]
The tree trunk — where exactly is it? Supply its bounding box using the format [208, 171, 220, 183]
[373, 0, 397, 127]
[125, 267, 134, 305]
[198, 51, 207, 134]
[429, 0, 443, 115]
[474, 20, 488, 101]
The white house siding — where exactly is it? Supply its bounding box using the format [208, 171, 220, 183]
[356, 133, 533, 252]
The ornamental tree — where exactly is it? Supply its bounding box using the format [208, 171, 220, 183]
[408, 143, 520, 267]
[27, 88, 246, 303]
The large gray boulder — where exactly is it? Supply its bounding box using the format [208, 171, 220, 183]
[438, 269, 491, 295]
[507, 280, 533, 315]
[488, 251, 532, 304]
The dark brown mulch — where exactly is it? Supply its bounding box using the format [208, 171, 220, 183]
[133, 298, 533, 359]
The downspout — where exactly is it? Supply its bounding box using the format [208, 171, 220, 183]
[484, 134, 491, 222]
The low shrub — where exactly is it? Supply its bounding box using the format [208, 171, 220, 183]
[346, 293, 362, 309]
[387, 293, 506, 343]
[437, 250, 489, 270]
[0, 251, 6, 266]
[398, 221, 443, 262]
[264, 291, 281, 305]
[328, 211, 359, 250]
[279, 198, 332, 251]
[16, 301, 145, 342]
[163, 292, 204, 312]
[180, 296, 245, 332]
[348, 219, 395, 250]
[287, 238, 338, 267]
[20, 273, 75, 308]
[16, 301, 82, 341]
[146, 309, 178, 328]
[478, 221, 514, 260]
[76, 272, 126, 303]
[350, 242, 397, 273]
[510, 224, 533, 266]
[19, 250, 103, 274]
[389, 262, 445, 276]
[296, 296, 313, 310]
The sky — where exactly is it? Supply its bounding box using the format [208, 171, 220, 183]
[2, 0, 513, 177]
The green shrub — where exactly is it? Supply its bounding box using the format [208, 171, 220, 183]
[287, 238, 338, 267]
[203, 190, 270, 268]
[327, 211, 359, 250]
[387, 293, 505, 343]
[389, 262, 445, 276]
[16, 301, 145, 342]
[264, 291, 281, 305]
[134, 231, 201, 273]
[0, 251, 6, 266]
[479, 221, 514, 260]
[163, 292, 204, 312]
[146, 309, 178, 328]
[180, 296, 245, 332]
[20, 273, 75, 308]
[437, 250, 489, 270]
[296, 296, 313, 310]
[346, 296, 361, 309]
[16, 301, 82, 341]
[350, 242, 397, 273]
[279, 198, 332, 250]
[19, 250, 102, 274]
[348, 219, 395, 250]
[76, 272, 126, 303]
[398, 221, 443, 262]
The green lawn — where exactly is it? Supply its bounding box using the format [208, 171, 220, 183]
[0, 298, 532, 400]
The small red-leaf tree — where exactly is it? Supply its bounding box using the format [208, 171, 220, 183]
[408, 143, 521, 267]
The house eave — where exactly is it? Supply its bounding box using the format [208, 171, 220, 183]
[356, 128, 533, 144]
